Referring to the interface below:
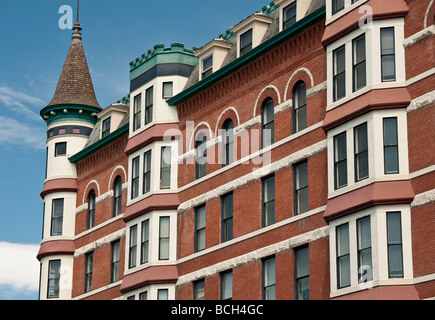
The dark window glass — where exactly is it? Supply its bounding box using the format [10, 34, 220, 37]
[196, 134, 207, 179]
[195, 205, 206, 252]
[55, 142, 67, 157]
[263, 257, 275, 300]
[222, 193, 233, 242]
[293, 82, 307, 133]
[113, 176, 122, 217]
[129, 225, 137, 269]
[283, 2, 297, 29]
[141, 220, 149, 264]
[332, 0, 345, 15]
[383, 117, 399, 174]
[145, 86, 153, 125]
[240, 29, 253, 55]
[337, 223, 350, 288]
[111, 240, 120, 283]
[221, 271, 233, 300]
[387, 212, 403, 278]
[163, 82, 173, 99]
[157, 289, 169, 300]
[262, 99, 274, 148]
[87, 191, 95, 229]
[160, 146, 171, 189]
[102, 117, 111, 138]
[47, 260, 61, 299]
[222, 119, 234, 166]
[131, 156, 140, 199]
[353, 34, 366, 92]
[202, 55, 213, 79]
[357, 216, 372, 282]
[51, 198, 64, 236]
[159, 217, 170, 260]
[262, 175, 275, 227]
[354, 123, 369, 181]
[333, 45, 346, 101]
[295, 246, 309, 300]
[84, 252, 93, 293]
[334, 132, 348, 189]
[381, 27, 396, 82]
[294, 161, 308, 215]
[143, 150, 152, 194]
[133, 93, 141, 132]
[194, 279, 205, 300]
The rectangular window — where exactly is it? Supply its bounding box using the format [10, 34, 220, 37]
[139, 291, 148, 300]
[133, 93, 141, 132]
[332, 0, 345, 15]
[283, 2, 297, 29]
[387, 212, 403, 278]
[47, 260, 61, 299]
[131, 156, 140, 199]
[129, 225, 137, 269]
[194, 279, 205, 300]
[202, 54, 213, 79]
[141, 220, 149, 265]
[357, 216, 372, 282]
[240, 29, 253, 56]
[353, 34, 366, 92]
[262, 175, 275, 227]
[55, 142, 67, 157]
[84, 252, 93, 293]
[195, 205, 206, 252]
[220, 271, 233, 300]
[195, 135, 207, 179]
[333, 45, 346, 101]
[263, 257, 276, 300]
[102, 117, 111, 138]
[160, 146, 171, 189]
[145, 86, 153, 125]
[336, 223, 350, 289]
[381, 27, 396, 82]
[294, 161, 308, 215]
[383, 117, 399, 174]
[143, 150, 152, 194]
[159, 216, 170, 260]
[334, 132, 348, 189]
[295, 246, 309, 300]
[221, 193, 233, 242]
[157, 289, 169, 300]
[51, 198, 64, 236]
[111, 240, 120, 283]
[163, 82, 173, 99]
[354, 122, 369, 181]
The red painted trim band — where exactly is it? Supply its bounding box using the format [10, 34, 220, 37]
[37, 240, 75, 261]
[40, 178, 78, 198]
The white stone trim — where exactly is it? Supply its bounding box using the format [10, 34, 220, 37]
[72, 280, 123, 300]
[253, 85, 281, 118]
[82, 180, 101, 204]
[411, 188, 435, 208]
[108, 165, 128, 191]
[214, 107, 241, 137]
[409, 164, 435, 179]
[178, 139, 327, 212]
[176, 226, 329, 286]
[424, 0, 435, 29]
[284, 67, 315, 100]
[74, 228, 126, 257]
[403, 25, 435, 48]
[307, 81, 327, 98]
[406, 68, 435, 86]
[407, 90, 435, 113]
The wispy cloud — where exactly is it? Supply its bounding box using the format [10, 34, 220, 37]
[0, 116, 46, 149]
[0, 242, 40, 300]
[0, 86, 44, 121]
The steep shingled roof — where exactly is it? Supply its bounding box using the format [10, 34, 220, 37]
[46, 21, 101, 109]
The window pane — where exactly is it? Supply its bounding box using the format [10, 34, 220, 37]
[358, 217, 371, 249]
[284, 3, 297, 29]
[203, 55, 213, 71]
[158, 289, 168, 300]
[334, 47, 346, 74]
[388, 245, 403, 277]
[385, 146, 399, 173]
[240, 29, 253, 55]
[382, 56, 396, 81]
[163, 82, 173, 99]
[55, 142, 67, 157]
[332, 0, 344, 14]
[222, 271, 232, 300]
[297, 277, 309, 300]
[381, 28, 395, 55]
[195, 281, 205, 300]
[297, 187, 309, 214]
[296, 247, 309, 278]
[337, 224, 349, 256]
[338, 255, 350, 287]
[387, 212, 402, 243]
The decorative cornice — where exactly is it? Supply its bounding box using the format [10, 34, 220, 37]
[40, 178, 79, 199]
[37, 240, 75, 261]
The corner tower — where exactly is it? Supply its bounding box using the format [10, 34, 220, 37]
[37, 14, 101, 300]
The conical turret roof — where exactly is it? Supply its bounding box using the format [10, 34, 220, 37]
[47, 20, 101, 109]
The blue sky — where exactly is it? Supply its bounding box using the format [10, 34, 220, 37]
[0, 0, 270, 300]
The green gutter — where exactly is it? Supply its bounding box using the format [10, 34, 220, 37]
[167, 6, 326, 106]
[69, 124, 129, 163]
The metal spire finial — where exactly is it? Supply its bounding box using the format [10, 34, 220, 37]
[72, 0, 82, 40]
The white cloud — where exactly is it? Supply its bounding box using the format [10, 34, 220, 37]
[0, 242, 40, 299]
[0, 116, 46, 149]
[0, 86, 44, 120]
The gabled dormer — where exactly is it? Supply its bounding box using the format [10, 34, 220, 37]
[194, 39, 233, 80]
[274, 0, 312, 32]
[232, 13, 273, 58]
[97, 103, 128, 139]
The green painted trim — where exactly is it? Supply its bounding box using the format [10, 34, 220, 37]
[168, 6, 326, 106]
[40, 105, 102, 126]
[130, 43, 198, 81]
[69, 123, 129, 163]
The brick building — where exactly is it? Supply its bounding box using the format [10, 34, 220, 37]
[37, 0, 435, 300]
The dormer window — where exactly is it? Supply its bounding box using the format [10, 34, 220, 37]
[102, 117, 111, 138]
[240, 29, 253, 56]
[332, 0, 344, 15]
[283, 2, 297, 29]
[202, 54, 213, 79]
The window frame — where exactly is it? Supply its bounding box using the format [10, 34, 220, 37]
[162, 82, 173, 99]
[47, 259, 61, 299]
[50, 198, 64, 236]
[193, 279, 205, 300]
[159, 216, 170, 261]
[383, 117, 399, 175]
[54, 142, 67, 157]
[336, 223, 350, 289]
[113, 176, 122, 217]
[293, 82, 307, 133]
[202, 54, 213, 79]
[334, 132, 348, 189]
[381, 27, 396, 82]
[294, 245, 309, 300]
[87, 190, 95, 230]
[143, 150, 152, 194]
[133, 93, 142, 132]
[387, 212, 403, 278]
[262, 256, 276, 300]
[195, 204, 206, 253]
[221, 193, 233, 243]
[352, 33, 367, 92]
[283, 2, 297, 30]
[140, 219, 150, 265]
[354, 122, 369, 182]
[222, 119, 234, 167]
[195, 134, 207, 179]
[261, 98, 275, 148]
[240, 29, 253, 56]
[84, 251, 93, 293]
[111, 240, 120, 283]
[333, 45, 346, 102]
[262, 175, 275, 227]
[131, 156, 140, 199]
[294, 160, 308, 215]
[102, 117, 111, 138]
[160, 146, 171, 189]
[357, 216, 372, 282]
[129, 224, 137, 269]
[220, 270, 233, 300]
[145, 86, 153, 125]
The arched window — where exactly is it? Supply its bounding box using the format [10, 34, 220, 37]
[196, 133, 207, 179]
[87, 190, 96, 229]
[113, 176, 122, 217]
[293, 82, 307, 133]
[222, 119, 234, 167]
[262, 98, 274, 148]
